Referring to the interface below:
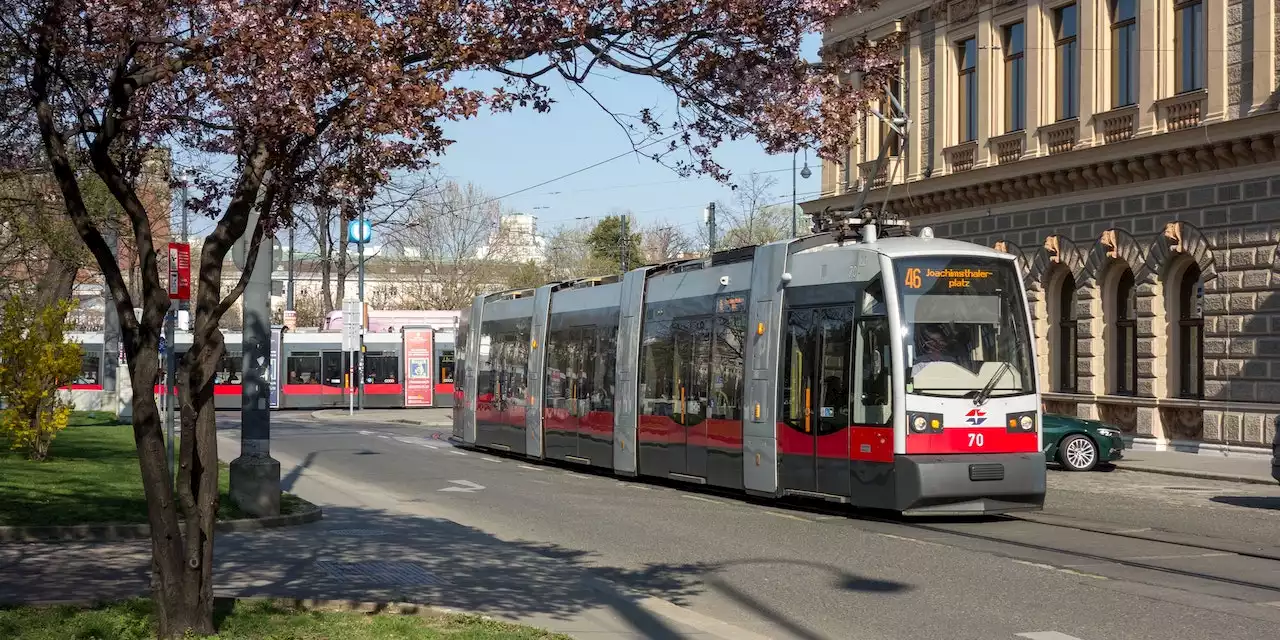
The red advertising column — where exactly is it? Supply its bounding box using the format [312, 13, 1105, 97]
[403, 327, 435, 407]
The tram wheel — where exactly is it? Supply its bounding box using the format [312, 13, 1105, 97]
[1058, 434, 1098, 472]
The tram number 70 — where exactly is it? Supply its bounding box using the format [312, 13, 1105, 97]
[904, 268, 923, 289]
[967, 433, 985, 447]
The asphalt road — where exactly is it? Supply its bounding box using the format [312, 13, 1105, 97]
[226, 411, 1280, 640]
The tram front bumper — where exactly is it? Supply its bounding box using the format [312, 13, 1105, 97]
[895, 453, 1047, 515]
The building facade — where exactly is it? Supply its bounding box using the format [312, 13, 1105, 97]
[804, 0, 1280, 450]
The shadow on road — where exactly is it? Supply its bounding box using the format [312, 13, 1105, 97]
[1210, 496, 1280, 511]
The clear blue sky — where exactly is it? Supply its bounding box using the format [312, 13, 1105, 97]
[432, 33, 826, 238]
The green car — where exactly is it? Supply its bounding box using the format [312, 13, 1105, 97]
[1042, 413, 1125, 472]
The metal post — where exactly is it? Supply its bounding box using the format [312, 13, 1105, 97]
[620, 214, 629, 272]
[229, 195, 281, 518]
[286, 225, 295, 311]
[357, 206, 366, 411]
[791, 152, 797, 238]
[164, 301, 176, 489]
[706, 202, 716, 255]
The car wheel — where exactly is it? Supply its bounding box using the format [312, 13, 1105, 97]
[1059, 434, 1098, 472]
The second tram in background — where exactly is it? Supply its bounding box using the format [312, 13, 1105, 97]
[452, 220, 1046, 515]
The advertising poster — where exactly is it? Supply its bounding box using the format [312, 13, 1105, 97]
[269, 326, 282, 409]
[403, 327, 434, 407]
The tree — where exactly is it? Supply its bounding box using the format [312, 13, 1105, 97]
[388, 180, 528, 308]
[587, 214, 644, 272]
[642, 223, 694, 263]
[708, 172, 793, 250]
[543, 222, 610, 282]
[1, 1, 894, 635]
[0, 296, 82, 460]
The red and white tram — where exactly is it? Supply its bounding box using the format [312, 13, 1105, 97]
[452, 221, 1047, 515]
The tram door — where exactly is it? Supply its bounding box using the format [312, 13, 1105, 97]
[780, 307, 854, 498]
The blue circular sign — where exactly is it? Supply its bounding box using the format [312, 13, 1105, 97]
[347, 220, 373, 244]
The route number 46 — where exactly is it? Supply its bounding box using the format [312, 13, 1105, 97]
[968, 433, 985, 447]
[904, 268, 923, 289]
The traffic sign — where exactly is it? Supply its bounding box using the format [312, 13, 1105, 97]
[342, 299, 362, 351]
[347, 219, 372, 244]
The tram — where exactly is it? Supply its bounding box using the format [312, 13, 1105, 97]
[451, 219, 1047, 515]
[61, 325, 458, 410]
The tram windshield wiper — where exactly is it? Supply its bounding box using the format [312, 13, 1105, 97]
[972, 361, 1013, 406]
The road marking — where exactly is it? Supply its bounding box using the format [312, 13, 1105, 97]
[420, 443, 440, 450]
[762, 510, 810, 522]
[1016, 633, 1088, 640]
[1259, 601, 1280, 609]
[438, 480, 485, 493]
[517, 464, 543, 471]
[1124, 552, 1233, 561]
[683, 495, 724, 505]
[480, 456, 500, 463]
[878, 533, 943, 547]
[1014, 560, 1108, 580]
[358, 430, 375, 436]
[449, 450, 467, 456]
[378, 435, 391, 439]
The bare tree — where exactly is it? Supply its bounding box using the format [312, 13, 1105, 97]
[542, 220, 612, 281]
[387, 180, 513, 309]
[642, 222, 693, 263]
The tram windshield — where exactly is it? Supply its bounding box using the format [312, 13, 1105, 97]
[893, 256, 1035, 399]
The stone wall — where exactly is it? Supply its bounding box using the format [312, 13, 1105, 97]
[924, 170, 1280, 447]
[1229, 0, 1247, 118]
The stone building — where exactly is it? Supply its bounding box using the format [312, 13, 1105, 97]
[802, 0, 1280, 450]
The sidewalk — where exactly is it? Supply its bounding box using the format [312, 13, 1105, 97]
[1116, 448, 1278, 485]
[0, 431, 766, 640]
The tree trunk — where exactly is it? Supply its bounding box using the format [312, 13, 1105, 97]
[335, 219, 347, 306]
[128, 340, 215, 638]
[318, 207, 334, 315]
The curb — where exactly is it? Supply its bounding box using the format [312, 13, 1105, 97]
[1014, 511, 1280, 561]
[1115, 463, 1278, 486]
[0, 501, 323, 543]
[11, 595, 466, 619]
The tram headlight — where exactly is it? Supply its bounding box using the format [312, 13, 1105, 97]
[1006, 411, 1037, 433]
[909, 412, 944, 434]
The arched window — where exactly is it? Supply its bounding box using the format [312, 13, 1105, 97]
[1057, 272, 1077, 392]
[1177, 263, 1204, 398]
[1113, 267, 1137, 395]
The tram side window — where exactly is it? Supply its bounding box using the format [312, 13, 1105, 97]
[671, 319, 710, 426]
[710, 311, 745, 421]
[287, 352, 322, 385]
[365, 351, 398, 383]
[76, 349, 103, 385]
[214, 351, 243, 384]
[574, 327, 595, 415]
[639, 319, 675, 417]
[544, 325, 574, 411]
[854, 279, 892, 426]
[594, 324, 617, 413]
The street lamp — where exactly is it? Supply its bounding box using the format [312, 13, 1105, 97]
[792, 149, 811, 237]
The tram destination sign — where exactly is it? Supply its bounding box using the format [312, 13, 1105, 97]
[901, 265, 997, 292]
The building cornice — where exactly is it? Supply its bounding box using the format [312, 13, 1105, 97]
[802, 110, 1280, 218]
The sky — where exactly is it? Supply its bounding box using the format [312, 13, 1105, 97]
[184, 32, 827, 244]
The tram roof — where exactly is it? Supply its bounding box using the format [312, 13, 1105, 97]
[836, 236, 1016, 261]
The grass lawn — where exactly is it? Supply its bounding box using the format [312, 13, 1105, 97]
[0, 598, 571, 639]
[0, 413, 305, 527]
